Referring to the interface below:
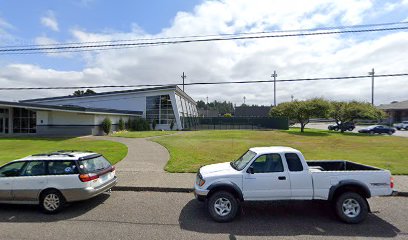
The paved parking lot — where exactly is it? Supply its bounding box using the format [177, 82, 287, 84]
[0, 191, 406, 240]
[300, 123, 408, 138]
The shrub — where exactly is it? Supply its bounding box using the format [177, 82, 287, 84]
[102, 118, 112, 135]
[118, 118, 125, 131]
[170, 120, 175, 130]
[223, 113, 232, 118]
[152, 119, 157, 130]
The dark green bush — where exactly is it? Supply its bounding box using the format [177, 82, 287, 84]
[118, 118, 125, 131]
[102, 118, 112, 135]
[170, 120, 175, 130]
[152, 119, 157, 130]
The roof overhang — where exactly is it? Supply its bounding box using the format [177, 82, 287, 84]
[0, 101, 142, 116]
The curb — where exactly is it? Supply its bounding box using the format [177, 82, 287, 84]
[113, 186, 194, 193]
[396, 191, 408, 197]
[113, 186, 408, 197]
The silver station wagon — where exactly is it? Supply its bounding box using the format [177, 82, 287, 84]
[0, 151, 117, 213]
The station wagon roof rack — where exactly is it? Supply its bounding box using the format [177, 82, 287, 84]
[31, 152, 75, 157]
[57, 150, 93, 153]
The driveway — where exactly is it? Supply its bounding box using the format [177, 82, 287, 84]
[299, 122, 408, 138]
[0, 191, 406, 240]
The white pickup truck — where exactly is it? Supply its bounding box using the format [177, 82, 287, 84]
[194, 147, 394, 224]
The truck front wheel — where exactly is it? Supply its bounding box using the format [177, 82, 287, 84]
[335, 192, 368, 224]
[208, 191, 239, 222]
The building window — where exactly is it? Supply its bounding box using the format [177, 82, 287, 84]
[12, 108, 36, 133]
[146, 95, 175, 125]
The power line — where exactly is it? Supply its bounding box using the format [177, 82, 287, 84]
[1, 21, 407, 49]
[0, 73, 407, 90]
[1, 26, 408, 54]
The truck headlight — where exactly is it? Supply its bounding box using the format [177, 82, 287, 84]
[196, 172, 205, 187]
[198, 178, 206, 187]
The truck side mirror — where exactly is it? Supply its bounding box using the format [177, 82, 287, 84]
[247, 166, 254, 174]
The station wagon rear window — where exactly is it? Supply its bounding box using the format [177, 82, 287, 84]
[79, 156, 111, 173]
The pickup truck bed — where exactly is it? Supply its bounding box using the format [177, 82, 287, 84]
[307, 160, 380, 171]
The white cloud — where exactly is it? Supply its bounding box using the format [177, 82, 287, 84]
[41, 10, 59, 31]
[1, 0, 408, 106]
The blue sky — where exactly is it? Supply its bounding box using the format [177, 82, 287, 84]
[0, 0, 407, 104]
[0, 0, 201, 70]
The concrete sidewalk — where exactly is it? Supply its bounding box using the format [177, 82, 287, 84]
[88, 135, 408, 195]
[87, 136, 196, 190]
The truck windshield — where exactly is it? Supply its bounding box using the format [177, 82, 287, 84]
[231, 150, 257, 171]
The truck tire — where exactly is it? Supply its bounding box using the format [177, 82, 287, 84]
[396, 127, 401, 130]
[335, 192, 368, 224]
[40, 189, 65, 214]
[208, 191, 239, 222]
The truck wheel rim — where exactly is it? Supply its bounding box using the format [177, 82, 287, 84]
[342, 198, 361, 218]
[214, 197, 232, 216]
[44, 194, 60, 211]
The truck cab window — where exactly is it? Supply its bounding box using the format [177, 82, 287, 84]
[285, 153, 303, 171]
[250, 154, 283, 173]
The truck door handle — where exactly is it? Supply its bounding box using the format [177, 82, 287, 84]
[278, 176, 286, 180]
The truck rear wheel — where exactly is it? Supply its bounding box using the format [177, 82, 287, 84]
[335, 192, 368, 224]
[208, 191, 239, 222]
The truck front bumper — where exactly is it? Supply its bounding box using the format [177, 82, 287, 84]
[194, 186, 209, 202]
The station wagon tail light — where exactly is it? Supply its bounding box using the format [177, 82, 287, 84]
[390, 177, 394, 189]
[79, 173, 99, 182]
[110, 166, 115, 172]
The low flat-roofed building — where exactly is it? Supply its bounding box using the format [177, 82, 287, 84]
[0, 85, 198, 135]
[378, 100, 408, 123]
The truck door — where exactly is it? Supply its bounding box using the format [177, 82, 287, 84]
[243, 153, 291, 200]
[284, 153, 313, 199]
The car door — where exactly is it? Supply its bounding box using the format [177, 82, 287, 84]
[12, 161, 48, 202]
[284, 153, 313, 200]
[0, 161, 27, 201]
[242, 153, 291, 200]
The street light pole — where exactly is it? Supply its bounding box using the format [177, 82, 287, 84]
[271, 71, 278, 106]
[368, 68, 375, 105]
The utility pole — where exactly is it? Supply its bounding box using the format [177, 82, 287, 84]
[206, 96, 209, 117]
[181, 72, 187, 92]
[368, 68, 375, 105]
[271, 70, 278, 106]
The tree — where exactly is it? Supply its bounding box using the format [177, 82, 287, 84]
[270, 98, 330, 132]
[73, 89, 96, 96]
[329, 101, 387, 132]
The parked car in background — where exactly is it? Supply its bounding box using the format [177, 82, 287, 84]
[328, 122, 355, 131]
[0, 151, 117, 213]
[358, 125, 396, 135]
[394, 121, 408, 130]
[194, 147, 394, 224]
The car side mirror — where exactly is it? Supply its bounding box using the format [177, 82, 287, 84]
[247, 166, 254, 174]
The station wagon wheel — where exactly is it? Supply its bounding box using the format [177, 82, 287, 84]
[40, 190, 65, 214]
[335, 192, 368, 224]
[208, 191, 239, 222]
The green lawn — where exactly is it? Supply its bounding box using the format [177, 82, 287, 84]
[153, 129, 408, 174]
[0, 137, 128, 166]
[112, 131, 176, 138]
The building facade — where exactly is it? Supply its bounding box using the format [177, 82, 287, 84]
[0, 86, 198, 136]
[378, 100, 408, 123]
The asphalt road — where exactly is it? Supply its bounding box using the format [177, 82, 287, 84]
[0, 191, 407, 240]
[301, 123, 408, 138]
